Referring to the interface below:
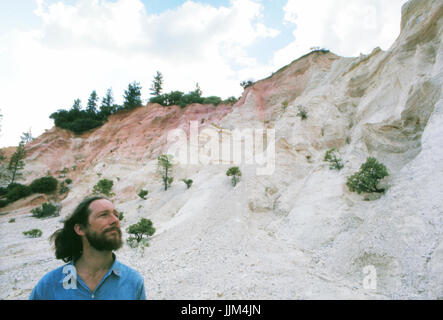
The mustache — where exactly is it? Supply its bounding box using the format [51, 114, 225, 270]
[104, 227, 121, 233]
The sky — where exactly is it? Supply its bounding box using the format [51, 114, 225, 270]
[0, 0, 409, 148]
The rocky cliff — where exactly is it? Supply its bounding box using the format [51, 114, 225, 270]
[0, 0, 442, 299]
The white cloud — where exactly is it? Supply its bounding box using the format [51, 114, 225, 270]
[273, 0, 408, 68]
[0, 0, 279, 147]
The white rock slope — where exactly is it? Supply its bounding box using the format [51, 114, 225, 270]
[0, 0, 442, 299]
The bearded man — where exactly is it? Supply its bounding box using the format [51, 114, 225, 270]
[29, 196, 146, 300]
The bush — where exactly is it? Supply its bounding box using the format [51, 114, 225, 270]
[30, 176, 58, 194]
[126, 218, 155, 248]
[346, 157, 389, 194]
[240, 80, 254, 89]
[31, 202, 60, 218]
[6, 183, 32, 203]
[226, 167, 242, 187]
[0, 199, 9, 208]
[8, 218, 15, 223]
[0, 187, 7, 196]
[324, 149, 344, 170]
[138, 189, 148, 200]
[182, 179, 193, 189]
[92, 179, 114, 197]
[118, 212, 124, 221]
[59, 181, 69, 195]
[23, 229, 42, 238]
[296, 105, 308, 120]
[64, 178, 72, 184]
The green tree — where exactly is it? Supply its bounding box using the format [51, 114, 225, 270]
[100, 88, 116, 117]
[8, 141, 26, 184]
[92, 178, 115, 197]
[138, 189, 149, 199]
[324, 148, 344, 170]
[226, 166, 241, 187]
[126, 218, 155, 247]
[158, 154, 173, 191]
[182, 179, 193, 189]
[296, 105, 308, 120]
[72, 99, 82, 111]
[150, 71, 163, 96]
[86, 90, 99, 115]
[194, 83, 202, 96]
[20, 128, 34, 144]
[346, 157, 389, 194]
[123, 82, 143, 109]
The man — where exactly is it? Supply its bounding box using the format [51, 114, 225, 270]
[29, 196, 146, 300]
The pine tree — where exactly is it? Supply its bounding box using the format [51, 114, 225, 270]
[158, 154, 173, 191]
[226, 166, 242, 187]
[150, 71, 163, 96]
[8, 141, 26, 184]
[21, 128, 34, 144]
[123, 82, 142, 110]
[195, 83, 202, 96]
[100, 88, 116, 117]
[72, 99, 82, 111]
[87, 90, 99, 115]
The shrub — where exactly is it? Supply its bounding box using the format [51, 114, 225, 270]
[222, 96, 238, 105]
[23, 229, 42, 238]
[59, 181, 69, 195]
[324, 148, 344, 170]
[92, 179, 114, 197]
[281, 101, 289, 113]
[31, 202, 60, 218]
[118, 212, 124, 221]
[30, 176, 58, 194]
[158, 154, 173, 191]
[138, 189, 148, 200]
[296, 105, 308, 120]
[64, 178, 72, 185]
[240, 80, 254, 89]
[0, 187, 7, 196]
[346, 157, 389, 194]
[226, 167, 242, 187]
[0, 199, 9, 208]
[126, 218, 155, 248]
[182, 179, 193, 189]
[8, 218, 15, 223]
[6, 183, 32, 203]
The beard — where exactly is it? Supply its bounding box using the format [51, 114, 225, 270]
[85, 227, 123, 251]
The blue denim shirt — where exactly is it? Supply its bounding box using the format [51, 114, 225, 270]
[29, 255, 146, 300]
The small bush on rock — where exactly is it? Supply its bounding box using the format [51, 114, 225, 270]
[324, 148, 344, 170]
[23, 229, 42, 238]
[346, 157, 389, 194]
[226, 167, 242, 187]
[6, 183, 32, 203]
[30, 176, 58, 194]
[126, 218, 155, 248]
[138, 189, 148, 200]
[93, 179, 114, 197]
[31, 202, 60, 218]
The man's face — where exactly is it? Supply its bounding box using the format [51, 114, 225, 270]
[84, 199, 122, 251]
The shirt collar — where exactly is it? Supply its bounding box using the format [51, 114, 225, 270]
[65, 253, 122, 278]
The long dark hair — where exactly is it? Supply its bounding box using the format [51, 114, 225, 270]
[50, 196, 108, 263]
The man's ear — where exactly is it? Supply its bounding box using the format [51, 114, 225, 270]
[74, 224, 86, 237]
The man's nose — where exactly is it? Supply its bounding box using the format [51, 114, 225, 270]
[110, 213, 120, 225]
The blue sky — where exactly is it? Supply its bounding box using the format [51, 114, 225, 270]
[0, 0, 408, 148]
